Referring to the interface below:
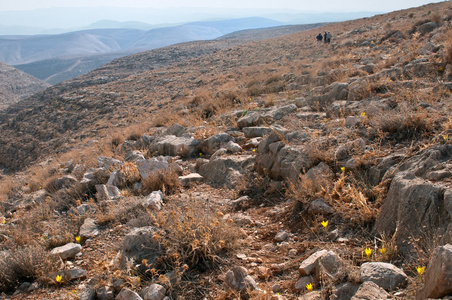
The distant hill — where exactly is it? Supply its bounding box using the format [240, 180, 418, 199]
[3, 17, 285, 84]
[0, 61, 49, 110]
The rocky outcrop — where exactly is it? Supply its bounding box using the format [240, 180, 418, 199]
[374, 145, 452, 253]
[421, 244, 452, 299]
[199, 155, 255, 188]
[120, 227, 163, 269]
[359, 262, 408, 291]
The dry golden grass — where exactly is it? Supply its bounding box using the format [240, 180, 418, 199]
[142, 169, 180, 196]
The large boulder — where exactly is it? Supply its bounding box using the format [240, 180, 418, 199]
[199, 155, 255, 188]
[421, 244, 452, 299]
[149, 135, 200, 158]
[120, 227, 162, 269]
[359, 262, 408, 291]
[199, 133, 234, 155]
[136, 157, 169, 180]
[374, 145, 452, 253]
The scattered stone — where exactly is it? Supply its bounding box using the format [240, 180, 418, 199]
[230, 195, 251, 210]
[116, 288, 143, 300]
[51, 243, 82, 260]
[298, 291, 323, 300]
[179, 173, 204, 187]
[120, 226, 162, 269]
[308, 198, 334, 215]
[65, 268, 87, 281]
[351, 281, 389, 300]
[80, 218, 99, 240]
[140, 190, 164, 211]
[224, 266, 258, 293]
[271, 283, 281, 293]
[79, 287, 96, 300]
[299, 250, 329, 276]
[274, 231, 289, 242]
[142, 283, 166, 300]
[150, 136, 200, 158]
[294, 276, 313, 291]
[96, 184, 121, 200]
[242, 127, 272, 138]
[231, 213, 253, 226]
[359, 262, 408, 291]
[331, 282, 360, 300]
[237, 111, 261, 129]
[421, 244, 452, 299]
[199, 133, 234, 155]
[96, 286, 115, 300]
[124, 150, 145, 162]
[225, 141, 243, 153]
[315, 251, 345, 282]
[98, 157, 123, 170]
[257, 266, 271, 280]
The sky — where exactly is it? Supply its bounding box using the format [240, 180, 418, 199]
[0, 0, 447, 13]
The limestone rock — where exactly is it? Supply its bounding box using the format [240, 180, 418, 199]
[96, 184, 121, 200]
[331, 282, 360, 300]
[199, 133, 234, 155]
[136, 157, 169, 180]
[299, 250, 329, 276]
[199, 155, 255, 188]
[150, 135, 200, 158]
[79, 287, 96, 300]
[237, 111, 261, 129]
[140, 190, 164, 211]
[51, 243, 82, 260]
[421, 244, 452, 299]
[225, 141, 243, 153]
[142, 283, 166, 300]
[294, 276, 314, 291]
[242, 127, 271, 138]
[359, 262, 408, 291]
[97, 157, 123, 170]
[274, 231, 289, 242]
[351, 281, 389, 300]
[224, 266, 258, 293]
[116, 288, 143, 300]
[179, 173, 204, 187]
[124, 150, 145, 162]
[120, 226, 162, 269]
[308, 198, 334, 216]
[80, 218, 99, 239]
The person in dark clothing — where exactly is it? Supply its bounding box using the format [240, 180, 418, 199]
[324, 31, 328, 43]
[326, 32, 332, 43]
[316, 33, 323, 46]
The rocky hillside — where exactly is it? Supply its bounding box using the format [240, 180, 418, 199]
[0, 61, 50, 110]
[0, 2, 452, 300]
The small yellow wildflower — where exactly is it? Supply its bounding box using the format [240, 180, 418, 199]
[341, 167, 346, 173]
[306, 283, 313, 291]
[379, 248, 386, 255]
[361, 112, 366, 117]
[417, 266, 426, 275]
[321, 220, 328, 228]
[443, 134, 449, 141]
[365, 248, 372, 258]
[199, 153, 203, 157]
[252, 149, 256, 152]
[1, 219, 5, 224]
[75, 236, 81, 243]
[72, 290, 77, 294]
[55, 274, 63, 283]
[137, 276, 141, 283]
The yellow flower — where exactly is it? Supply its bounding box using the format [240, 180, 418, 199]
[252, 149, 256, 152]
[365, 248, 372, 258]
[55, 274, 63, 283]
[199, 153, 203, 157]
[321, 220, 328, 228]
[1, 219, 5, 224]
[443, 134, 449, 141]
[341, 167, 345, 173]
[72, 290, 77, 294]
[75, 236, 81, 243]
[379, 248, 386, 255]
[137, 276, 141, 283]
[361, 112, 366, 117]
[417, 266, 426, 275]
[306, 283, 313, 291]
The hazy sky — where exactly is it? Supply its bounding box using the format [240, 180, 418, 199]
[0, 0, 447, 13]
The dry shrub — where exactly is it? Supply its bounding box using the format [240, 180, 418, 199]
[373, 108, 433, 142]
[445, 43, 452, 65]
[150, 197, 241, 273]
[125, 124, 145, 141]
[0, 245, 57, 293]
[142, 169, 180, 196]
[192, 126, 221, 140]
[111, 133, 124, 148]
[246, 75, 286, 97]
[330, 175, 378, 225]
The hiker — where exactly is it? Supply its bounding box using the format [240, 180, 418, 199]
[316, 33, 323, 46]
[326, 32, 332, 43]
[324, 31, 328, 43]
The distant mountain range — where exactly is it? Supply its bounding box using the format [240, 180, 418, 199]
[1, 17, 286, 84]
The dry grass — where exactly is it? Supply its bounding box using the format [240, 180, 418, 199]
[142, 169, 180, 196]
[149, 197, 242, 274]
[0, 245, 57, 293]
